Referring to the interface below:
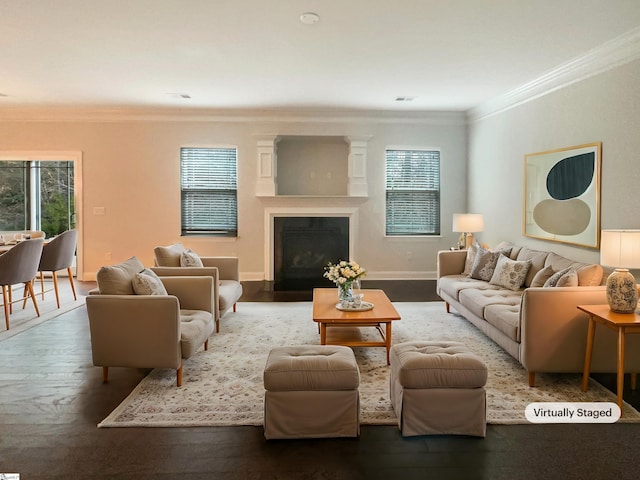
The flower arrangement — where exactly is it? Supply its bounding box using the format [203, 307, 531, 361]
[323, 260, 366, 286]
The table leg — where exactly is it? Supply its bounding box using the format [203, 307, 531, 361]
[320, 323, 327, 345]
[385, 321, 392, 365]
[581, 316, 596, 392]
[617, 327, 625, 409]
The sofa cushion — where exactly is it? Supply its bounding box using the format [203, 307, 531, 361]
[489, 254, 531, 291]
[470, 247, 503, 281]
[154, 243, 185, 267]
[484, 304, 521, 342]
[180, 248, 204, 267]
[96, 256, 145, 295]
[555, 269, 579, 287]
[438, 275, 496, 301]
[462, 243, 479, 276]
[515, 247, 550, 287]
[132, 268, 168, 296]
[543, 267, 572, 287]
[530, 265, 555, 287]
[458, 287, 523, 320]
[576, 264, 604, 286]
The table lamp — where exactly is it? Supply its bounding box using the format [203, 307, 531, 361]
[452, 213, 484, 249]
[600, 229, 640, 313]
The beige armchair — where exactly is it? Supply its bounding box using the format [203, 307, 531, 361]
[86, 257, 215, 387]
[152, 244, 243, 333]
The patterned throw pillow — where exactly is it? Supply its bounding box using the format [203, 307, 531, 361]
[489, 254, 532, 291]
[132, 268, 168, 295]
[180, 248, 204, 267]
[469, 246, 502, 281]
[543, 267, 572, 287]
[555, 269, 579, 287]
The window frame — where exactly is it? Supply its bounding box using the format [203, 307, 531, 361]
[384, 147, 441, 237]
[180, 146, 238, 237]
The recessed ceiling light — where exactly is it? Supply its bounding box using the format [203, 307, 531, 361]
[300, 12, 320, 25]
[168, 93, 191, 99]
[395, 96, 416, 102]
[0, 93, 8, 97]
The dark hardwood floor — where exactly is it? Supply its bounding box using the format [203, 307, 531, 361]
[1, 280, 639, 479]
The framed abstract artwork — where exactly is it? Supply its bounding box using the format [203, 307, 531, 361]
[523, 142, 602, 249]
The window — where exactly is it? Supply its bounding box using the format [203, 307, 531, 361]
[385, 149, 440, 236]
[0, 160, 75, 237]
[180, 147, 238, 236]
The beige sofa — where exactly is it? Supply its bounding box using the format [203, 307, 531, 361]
[437, 243, 640, 386]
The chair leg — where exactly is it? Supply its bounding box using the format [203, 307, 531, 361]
[215, 318, 220, 334]
[233, 303, 237, 312]
[102, 366, 109, 383]
[2, 286, 10, 330]
[67, 267, 77, 300]
[52, 271, 60, 308]
[204, 339, 209, 351]
[26, 281, 40, 317]
[40, 271, 45, 300]
[176, 365, 183, 387]
[8, 285, 12, 314]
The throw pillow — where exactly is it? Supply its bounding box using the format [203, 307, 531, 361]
[132, 268, 168, 295]
[469, 246, 502, 282]
[180, 248, 204, 267]
[154, 243, 185, 267]
[543, 267, 572, 288]
[96, 256, 145, 295]
[576, 264, 604, 286]
[530, 265, 555, 287]
[462, 243, 479, 276]
[489, 254, 532, 291]
[555, 269, 579, 287]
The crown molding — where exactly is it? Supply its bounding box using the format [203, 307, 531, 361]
[468, 26, 640, 123]
[0, 106, 467, 126]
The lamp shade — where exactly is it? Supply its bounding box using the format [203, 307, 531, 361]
[600, 230, 640, 268]
[452, 214, 484, 233]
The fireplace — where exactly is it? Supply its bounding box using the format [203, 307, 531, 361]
[274, 217, 349, 290]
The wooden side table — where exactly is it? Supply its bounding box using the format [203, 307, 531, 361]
[579, 304, 640, 408]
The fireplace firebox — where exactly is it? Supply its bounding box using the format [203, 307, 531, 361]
[274, 217, 349, 290]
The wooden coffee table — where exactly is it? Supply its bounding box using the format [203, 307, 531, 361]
[312, 288, 401, 364]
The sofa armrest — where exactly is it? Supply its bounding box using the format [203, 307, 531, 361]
[437, 250, 467, 278]
[160, 275, 215, 313]
[519, 286, 608, 373]
[200, 256, 240, 281]
[86, 295, 182, 369]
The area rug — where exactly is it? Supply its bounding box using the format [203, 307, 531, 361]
[98, 301, 640, 427]
[0, 280, 85, 342]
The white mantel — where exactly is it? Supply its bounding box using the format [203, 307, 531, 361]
[264, 206, 359, 281]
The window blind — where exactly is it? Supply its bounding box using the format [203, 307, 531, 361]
[180, 147, 238, 236]
[385, 149, 440, 236]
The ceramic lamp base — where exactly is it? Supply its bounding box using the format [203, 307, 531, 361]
[606, 268, 639, 314]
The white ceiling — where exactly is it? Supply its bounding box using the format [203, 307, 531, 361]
[2, 0, 640, 113]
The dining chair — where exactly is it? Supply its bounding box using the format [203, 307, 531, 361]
[0, 238, 45, 330]
[36, 229, 78, 308]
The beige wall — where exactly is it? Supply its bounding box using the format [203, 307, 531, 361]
[0, 112, 468, 280]
[468, 58, 640, 265]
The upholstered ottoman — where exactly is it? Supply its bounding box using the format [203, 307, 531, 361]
[263, 345, 360, 439]
[390, 341, 487, 437]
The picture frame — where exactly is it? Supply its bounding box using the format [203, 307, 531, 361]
[523, 142, 602, 249]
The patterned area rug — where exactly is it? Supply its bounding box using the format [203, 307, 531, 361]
[98, 301, 640, 427]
